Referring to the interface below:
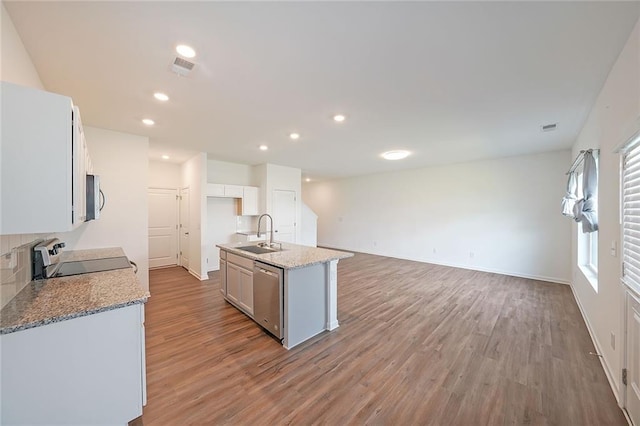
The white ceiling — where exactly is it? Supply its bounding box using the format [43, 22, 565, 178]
[5, 1, 640, 180]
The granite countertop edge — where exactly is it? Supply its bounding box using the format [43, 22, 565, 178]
[217, 243, 354, 270]
[0, 297, 148, 335]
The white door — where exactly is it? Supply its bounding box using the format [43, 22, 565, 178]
[148, 188, 178, 268]
[627, 291, 640, 425]
[273, 190, 296, 243]
[180, 188, 190, 269]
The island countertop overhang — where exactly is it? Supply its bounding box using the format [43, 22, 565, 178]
[216, 242, 353, 270]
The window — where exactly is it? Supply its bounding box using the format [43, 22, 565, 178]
[622, 135, 640, 294]
[576, 165, 598, 290]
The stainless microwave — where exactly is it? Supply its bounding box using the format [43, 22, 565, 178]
[86, 174, 102, 221]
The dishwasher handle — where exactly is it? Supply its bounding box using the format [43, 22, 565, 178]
[256, 267, 277, 277]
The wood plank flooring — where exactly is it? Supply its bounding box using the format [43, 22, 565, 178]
[141, 253, 625, 425]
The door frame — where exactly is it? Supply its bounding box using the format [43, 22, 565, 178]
[148, 187, 179, 269]
[180, 186, 190, 269]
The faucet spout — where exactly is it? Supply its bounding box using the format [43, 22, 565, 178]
[257, 214, 274, 247]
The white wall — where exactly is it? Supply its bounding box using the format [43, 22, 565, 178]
[149, 160, 181, 189]
[260, 164, 302, 243]
[303, 150, 572, 283]
[181, 153, 207, 280]
[300, 203, 318, 247]
[0, 3, 43, 89]
[570, 17, 640, 403]
[60, 127, 150, 291]
[207, 159, 255, 185]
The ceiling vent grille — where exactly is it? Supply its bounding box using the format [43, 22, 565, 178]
[171, 57, 195, 77]
[542, 123, 558, 132]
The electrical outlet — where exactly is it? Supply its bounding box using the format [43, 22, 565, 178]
[611, 332, 616, 350]
[433, 248, 436, 254]
[611, 241, 617, 257]
[469, 252, 475, 259]
[373, 241, 377, 247]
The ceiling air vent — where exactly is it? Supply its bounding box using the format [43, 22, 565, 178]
[171, 57, 195, 77]
[541, 123, 557, 132]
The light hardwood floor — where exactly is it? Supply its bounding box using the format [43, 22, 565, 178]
[141, 253, 625, 425]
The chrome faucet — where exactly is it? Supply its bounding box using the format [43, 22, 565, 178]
[257, 214, 274, 247]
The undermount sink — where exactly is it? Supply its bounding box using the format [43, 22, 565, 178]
[237, 245, 284, 255]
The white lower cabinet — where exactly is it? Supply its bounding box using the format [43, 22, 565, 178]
[0, 304, 146, 425]
[221, 251, 254, 317]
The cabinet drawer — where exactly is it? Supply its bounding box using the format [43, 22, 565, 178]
[227, 253, 254, 270]
[206, 184, 224, 197]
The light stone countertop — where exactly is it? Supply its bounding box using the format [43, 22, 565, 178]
[217, 242, 353, 270]
[0, 248, 149, 335]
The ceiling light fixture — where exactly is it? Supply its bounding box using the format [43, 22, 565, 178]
[142, 118, 155, 126]
[161, 155, 170, 160]
[305, 178, 311, 182]
[381, 150, 411, 160]
[259, 144, 268, 151]
[333, 114, 346, 122]
[176, 44, 196, 58]
[154, 92, 169, 102]
[290, 133, 300, 140]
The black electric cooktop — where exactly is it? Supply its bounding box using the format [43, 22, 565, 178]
[52, 256, 132, 277]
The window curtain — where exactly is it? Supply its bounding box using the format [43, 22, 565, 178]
[573, 150, 598, 232]
[561, 171, 577, 218]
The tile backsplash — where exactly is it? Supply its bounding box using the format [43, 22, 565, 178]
[0, 234, 48, 309]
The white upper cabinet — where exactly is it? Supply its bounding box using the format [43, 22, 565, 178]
[240, 186, 259, 216]
[1, 82, 91, 234]
[206, 183, 260, 216]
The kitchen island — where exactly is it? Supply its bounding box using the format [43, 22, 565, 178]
[217, 242, 353, 349]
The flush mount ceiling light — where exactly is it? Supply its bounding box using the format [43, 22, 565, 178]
[259, 144, 268, 151]
[333, 114, 346, 122]
[176, 44, 196, 58]
[154, 92, 169, 102]
[161, 155, 170, 160]
[381, 150, 411, 160]
[142, 118, 155, 126]
[290, 133, 300, 140]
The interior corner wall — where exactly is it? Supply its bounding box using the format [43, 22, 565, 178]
[303, 150, 572, 283]
[570, 17, 640, 403]
[207, 159, 254, 185]
[58, 127, 150, 291]
[0, 3, 43, 89]
[181, 153, 208, 280]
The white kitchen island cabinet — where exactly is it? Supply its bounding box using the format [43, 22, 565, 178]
[218, 243, 353, 349]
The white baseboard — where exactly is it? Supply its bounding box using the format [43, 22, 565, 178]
[569, 283, 621, 404]
[321, 245, 570, 285]
[188, 268, 206, 281]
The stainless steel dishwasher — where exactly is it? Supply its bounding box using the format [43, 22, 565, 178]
[253, 261, 284, 340]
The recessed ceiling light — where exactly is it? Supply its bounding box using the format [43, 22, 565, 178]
[290, 133, 300, 140]
[259, 144, 268, 151]
[305, 178, 311, 182]
[161, 155, 170, 160]
[176, 44, 196, 58]
[333, 114, 346, 122]
[154, 92, 169, 102]
[381, 150, 411, 160]
[142, 118, 155, 126]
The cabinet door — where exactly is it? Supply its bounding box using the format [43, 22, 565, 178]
[219, 259, 227, 296]
[238, 268, 254, 316]
[206, 184, 224, 197]
[241, 186, 259, 216]
[226, 262, 240, 304]
[224, 185, 244, 198]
